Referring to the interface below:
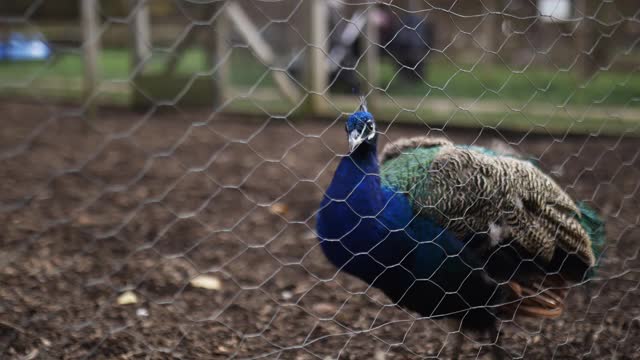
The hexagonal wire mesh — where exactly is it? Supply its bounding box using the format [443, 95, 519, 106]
[1, 0, 640, 359]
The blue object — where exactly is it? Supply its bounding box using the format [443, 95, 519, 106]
[317, 114, 499, 329]
[316, 105, 605, 351]
[1, 33, 51, 62]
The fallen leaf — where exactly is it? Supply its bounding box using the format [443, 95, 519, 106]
[190, 275, 222, 290]
[23, 348, 39, 360]
[76, 214, 93, 225]
[531, 335, 541, 344]
[374, 350, 386, 360]
[269, 203, 289, 216]
[312, 303, 336, 316]
[135, 186, 149, 198]
[117, 291, 138, 305]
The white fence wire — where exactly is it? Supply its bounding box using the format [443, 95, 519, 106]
[1, 0, 640, 359]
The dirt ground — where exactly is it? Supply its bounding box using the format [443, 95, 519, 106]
[1, 101, 640, 359]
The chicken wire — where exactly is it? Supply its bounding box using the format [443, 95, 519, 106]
[1, 0, 640, 359]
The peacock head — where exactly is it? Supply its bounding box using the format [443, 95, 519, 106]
[345, 98, 376, 152]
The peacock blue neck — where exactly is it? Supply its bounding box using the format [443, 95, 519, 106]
[327, 142, 382, 213]
[317, 140, 418, 284]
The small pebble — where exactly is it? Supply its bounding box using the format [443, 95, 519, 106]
[281, 290, 293, 300]
[136, 308, 149, 317]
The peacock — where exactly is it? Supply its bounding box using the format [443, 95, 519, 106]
[316, 100, 605, 359]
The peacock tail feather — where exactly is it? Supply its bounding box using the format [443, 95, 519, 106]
[577, 201, 606, 270]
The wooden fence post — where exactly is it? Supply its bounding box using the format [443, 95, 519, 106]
[226, 2, 301, 105]
[215, 1, 231, 101]
[130, 0, 151, 70]
[203, 2, 225, 109]
[362, 5, 379, 109]
[483, 0, 502, 63]
[81, 0, 101, 115]
[305, 0, 328, 115]
[575, 0, 612, 77]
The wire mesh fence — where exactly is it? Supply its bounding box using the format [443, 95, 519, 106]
[1, 1, 640, 359]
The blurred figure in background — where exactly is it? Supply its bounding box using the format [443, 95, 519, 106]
[294, 2, 436, 93]
[376, 5, 435, 83]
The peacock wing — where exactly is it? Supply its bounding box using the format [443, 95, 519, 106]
[379, 136, 453, 163]
[380, 137, 595, 267]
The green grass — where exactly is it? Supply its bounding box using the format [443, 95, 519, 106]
[0, 47, 639, 135]
[1, 48, 638, 108]
[0, 50, 129, 82]
[0, 47, 270, 85]
[380, 59, 640, 108]
[0, 48, 276, 105]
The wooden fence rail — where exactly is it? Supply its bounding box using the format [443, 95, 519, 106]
[71, 0, 640, 136]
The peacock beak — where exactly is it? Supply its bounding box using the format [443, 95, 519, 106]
[348, 129, 366, 152]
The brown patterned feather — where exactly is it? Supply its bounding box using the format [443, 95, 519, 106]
[381, 138, 596, 266]
[380, 136, 597, 322]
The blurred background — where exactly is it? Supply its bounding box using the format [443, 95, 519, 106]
[1, 0, 639, 132]
[1, 1, 640, 359]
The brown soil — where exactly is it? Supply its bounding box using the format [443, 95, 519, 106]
[1, 102, 640, 359]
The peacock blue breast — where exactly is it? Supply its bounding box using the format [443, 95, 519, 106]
[317, 181, 416, 284]
[317, 144, 506, 326]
